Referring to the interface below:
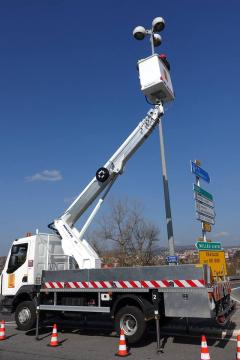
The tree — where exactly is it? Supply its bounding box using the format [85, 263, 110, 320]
[89, 198, 160, 266]
[227, 250, 240, 275]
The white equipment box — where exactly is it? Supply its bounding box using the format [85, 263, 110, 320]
[138, 54, 174, 104]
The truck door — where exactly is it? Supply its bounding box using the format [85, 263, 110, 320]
[1, 242, 29, 296]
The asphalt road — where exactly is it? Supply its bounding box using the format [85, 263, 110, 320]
[231, 281, 240, 304]
[0, 323, 238, 360]
[0, 282, 240, 359]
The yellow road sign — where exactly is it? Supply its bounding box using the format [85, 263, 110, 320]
[202, 222, 212, 232]
[199, 250, 227, 277]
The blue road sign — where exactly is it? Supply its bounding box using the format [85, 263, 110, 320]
[166, 255, 179, 263]
[191, 162, 210, 183]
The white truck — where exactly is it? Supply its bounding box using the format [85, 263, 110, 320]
[0, 53, 235, 345]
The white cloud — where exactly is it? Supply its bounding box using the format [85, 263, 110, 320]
[25, 170, 62, 182]
[213, 231, 230, 238]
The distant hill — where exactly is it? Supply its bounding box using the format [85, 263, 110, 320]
[153, 244, 240, 251]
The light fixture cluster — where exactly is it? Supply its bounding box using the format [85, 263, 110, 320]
[133, 17, 165, 53]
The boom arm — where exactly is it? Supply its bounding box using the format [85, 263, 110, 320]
[52, 103, 164, 269]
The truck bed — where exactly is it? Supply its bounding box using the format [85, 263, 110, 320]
[42, 264, 209, 291]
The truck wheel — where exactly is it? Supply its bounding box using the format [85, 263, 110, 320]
[15, 301, 36, 331]
[114, 306, 146, 344]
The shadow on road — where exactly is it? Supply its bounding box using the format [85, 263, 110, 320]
[21, 310, 239, 350]
[5, 333, 18, 340]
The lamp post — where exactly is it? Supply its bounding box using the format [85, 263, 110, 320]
[133, 17, 175, 259]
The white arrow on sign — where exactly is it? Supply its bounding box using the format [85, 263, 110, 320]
[196, 212, 215, 225]
[194, 193, 214, 208]
[196, 201, 215, 218]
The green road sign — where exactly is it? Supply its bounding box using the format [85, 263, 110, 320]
[193, 184, 213, 201]
[195, 241, 221, 251]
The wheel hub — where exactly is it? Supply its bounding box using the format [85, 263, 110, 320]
[18, 307, 31, 324]
[120, 314, 137, 336]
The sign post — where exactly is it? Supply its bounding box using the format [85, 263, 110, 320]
[191, 160, 215, 242]
[191, 161, 227, 278]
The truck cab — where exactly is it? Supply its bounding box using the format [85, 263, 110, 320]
[0, 233, 76, 316]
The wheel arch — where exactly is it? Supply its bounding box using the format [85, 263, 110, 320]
[12, 285, 38, 312]
[12, 293, 32, 312]
[111, 294, 154, 319]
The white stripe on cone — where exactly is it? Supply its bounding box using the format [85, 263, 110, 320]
[201, 351, 210, 358]
[237, 337, 240, 359]
[0, 322, 5, 337]
[119, 345, 126, 350]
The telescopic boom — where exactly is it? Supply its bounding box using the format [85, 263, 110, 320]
[51, 104, 164, 269]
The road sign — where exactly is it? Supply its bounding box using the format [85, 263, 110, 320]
[191, 162, 210, 183]
[195, 202, 215, 218]
[195, 241, 221, 251]
[196, 212, 215, 225]
[199, 250, 227, 277]
[194, 192, 214, 208]
[166, 255, 179, 263]
[194, 184, 213, 201]
[202, 222, 212, 232]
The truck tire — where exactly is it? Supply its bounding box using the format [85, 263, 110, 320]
[15, 301, 36, 331]
[114, 305, 146, 344]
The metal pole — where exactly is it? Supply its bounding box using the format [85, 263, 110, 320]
[78, 176, 117, 241]
[35, 309, 40, 340]
[196, 172, 207, 242]
[35, 293, 40, 340]
[201, 223, 207, 242]
[155, 313, 162, 353]
[150, 32, 155, 55]
[158, 118, 175, 257]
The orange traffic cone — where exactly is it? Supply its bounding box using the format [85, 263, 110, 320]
[237, 335, 240, 360]
[115, 328, 129, 357]
[0, 320, 6, 341]
[200, 335, 210, 360]
[49, 323, 59, 347]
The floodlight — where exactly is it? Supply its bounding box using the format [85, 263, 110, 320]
[133, 26, 146, 40]
[152, 17, 165, 32]
[153, 34, 162, 47]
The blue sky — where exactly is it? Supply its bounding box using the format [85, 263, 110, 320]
[1, 0, 240, 255]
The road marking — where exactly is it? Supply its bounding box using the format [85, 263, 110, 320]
[231, 286, 240, 304]
[161, 331, 238, 342]
[231, 286, 240, 291]
[231, 295, 240, 304]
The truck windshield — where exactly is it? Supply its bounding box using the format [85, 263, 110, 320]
[7, 243, 28, 274]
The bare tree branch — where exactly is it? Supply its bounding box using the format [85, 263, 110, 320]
[88, 198, 160, 266]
